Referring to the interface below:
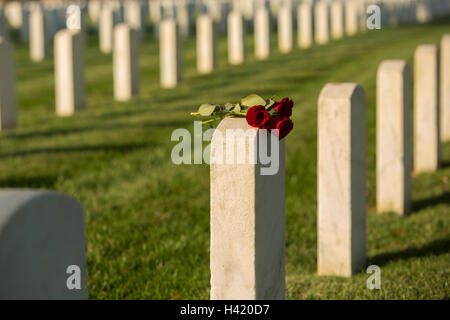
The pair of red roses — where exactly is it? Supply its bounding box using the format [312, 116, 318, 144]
[245, 98, 294, 140]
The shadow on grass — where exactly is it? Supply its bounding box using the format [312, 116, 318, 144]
[440, 160, 450, 169]
[368, 237, 450, 267]
[0, 175, 57, 189]
[2, 119, 187, 140]
[0, 142, 154, 159]
[412, 192, 450, 213]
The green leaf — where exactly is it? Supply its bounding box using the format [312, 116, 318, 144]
[241, 94, 265, 107]
[198, 104, 219, 116]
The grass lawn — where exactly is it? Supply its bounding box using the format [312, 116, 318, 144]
[2, 18, 449, 299]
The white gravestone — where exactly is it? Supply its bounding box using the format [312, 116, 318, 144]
[254, 6, 271, 60]
[99, 7, 118, 54]
[29, 6, 47, 62]
[54, 29, 85, 116]
[210, 118, 285, 299]
[440, 35, 450, 142]
[196, 15, 216, 74]
[376, 60, 412, 216]
[149, 0, 162, 24]
[4, 1, 22, 29]
[414, 45, 440, 173]
[227, 11, 246, 65]
[331, 0, 344, 40]
[278, 5, 293, 53]
[315, 1, 330, 45]
[318, 83, 367, 277]
[345, 0, 359, 36]
[114, 24, 140, 101]
[160, 19, 182, 88]
[125, 0, 146, 40]
[176, 2, 191, 39]
[88, 0, 101, 24]
[297, 2, 313, 49]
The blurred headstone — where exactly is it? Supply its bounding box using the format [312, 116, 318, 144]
[315, 0, 330, 45]
[160, 19, 182, 88]
[99, 6, 118, 54]
[114, 24, 139, 100]
[29, 5, 47, 62]
[330, 0, 344, 40]
[0, 39, 17, 130]
[254, 5, 271, 60]
[227, 11, 245, 65]
[197, 14, 216, 74]
[297, 2, 313, 49]
[278, 4, 293, 53]
[0, 190, 86, 300]
[54, 29, 85, 116]
[440, 35, 450, 142]
[414, 44, 440, 173]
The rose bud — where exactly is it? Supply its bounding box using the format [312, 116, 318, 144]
[267, 115, 294, 140]
[245, 105, 270, 128]
[273, 98, 294, 117]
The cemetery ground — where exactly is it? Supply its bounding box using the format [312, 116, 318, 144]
[2, 19, 449, 300]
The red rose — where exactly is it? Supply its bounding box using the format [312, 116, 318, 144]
[267, 115, 293, 140]
[273, 98, 293, 117]
[245, 105, 270, 128]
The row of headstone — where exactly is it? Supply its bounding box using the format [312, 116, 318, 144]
[179, 0, 450, 88]
[376, 40, 447, 215]
[1, 3, 450, 123]
[25, 3, 88, 62]
[1, 1, 449, 103]
[208, 33, 450, 299]
[3, 1, 84, 44]
[1, 0, 449, 98]
[3, 0, 450, 44]
[319, 39, 449, 278]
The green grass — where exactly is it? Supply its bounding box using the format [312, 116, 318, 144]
[2, 19, 449, 299]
